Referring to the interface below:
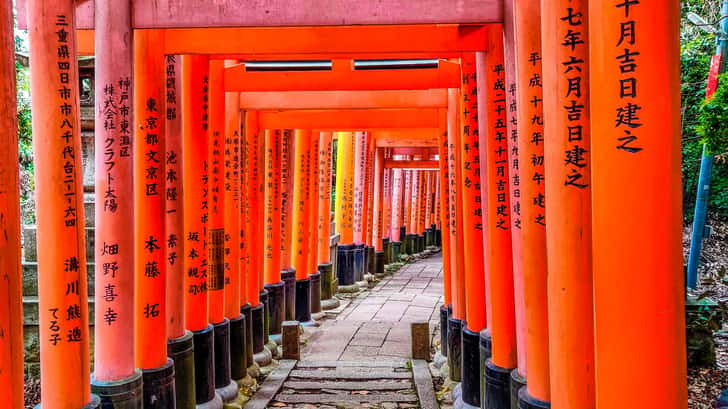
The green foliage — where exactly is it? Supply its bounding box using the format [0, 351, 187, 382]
[681, 0, 728, 219]
[15, 31, 35, 223]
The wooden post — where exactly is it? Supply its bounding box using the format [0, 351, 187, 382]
[92, 0, 136, 388]
[513, 0, 552, 404]
[317, 132, 334, 264]
[292, 130, 313, 322]
[263, 129, 285, 336]
[27, 0, 94, 405]
[437, 121, 453, 357]
[134, 30, 175, 406]
[500, 0, 529, 385]
[373, 148, 385, 251]
[353, 132, 367, 244]
[589, 0, 687, 406]
[541, 1, 596, 407]
[334, 132, 355, 244]
[182, 54, 218, 406]
[479, 25, 519, 406]
[0, 1, 23, 406]
[308, 133, 322, 313]
[459, 53, 486, 407]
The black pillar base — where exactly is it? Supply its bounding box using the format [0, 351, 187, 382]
[440, 305, 449, 357]
[517, 387, 550, 409]
[336, 244, 355, 285]
[229, 314, 246, 381]
[295, 278, 313, 324]
[382, 238, 391, 264]
[259, 289, 270, 343]
[375, 251, 385, 276]
[367, 246, 375, 275]
[213, 319, 232, 389]
[310, 272, 322, 314]
[251, 303, 265, 354]
[354, 244, 365, 281]
[91, 369, 143, 409]
[479, 329, 492, 408]
[281, 269, 297, 321]
[168, 331, 195, 409]
[391, 241, 401, 261]
[318, 263, 334, 300]
[436, 229, 442, 247]
[462, 327, 481, 407]
[510, 370, 527, 409]
[264, 281, 285, 337]
[447, 317, 463, 381]
[193, 325, 216, 405]
[240, 304, 254, 369]
[142, 358, 175, 409]
[484, 359, 513, 409]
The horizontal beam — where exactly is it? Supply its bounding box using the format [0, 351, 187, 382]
[74, 25, 490, 56]
[17, 0, 502, 29]
[389, 147, 439, 156]
[372, 129, 440, 147]
[239, 90, 448, 110]
[225, 60, 461, 92]
[384, 160, 439, 169]
[257, 109, 439, 130]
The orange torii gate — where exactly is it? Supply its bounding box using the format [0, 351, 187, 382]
[5, 1, 688, 409]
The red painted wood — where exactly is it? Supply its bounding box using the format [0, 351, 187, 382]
[17, 0, 502, 29]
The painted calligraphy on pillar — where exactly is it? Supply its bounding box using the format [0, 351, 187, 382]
[613, 0, 643, 154]
[490, 63, 510, 231]
[524, 51, 546, 227]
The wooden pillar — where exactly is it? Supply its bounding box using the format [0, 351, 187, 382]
[182, 55, 210, 333]
[223, 62, 242, 323]
[447, 89, 466, 322]
[334, 132, 355, 244]
[479, 26, 519, 404]
[134, 27, 169, 373]
[317, 132, 334, 264]
[27, 0, 93, 405]
[373, 148, 385, 251]
[244, 114, 262, 308]
[308, 133, 321, 274]
[589, 0, 687, 406]
[403, 169, 412, 234]
[382, 154, 392, 241]
[263, 129, 283, 287]
[207, 59, 226, 326]
[513, 0, 552, 403]
[165, 55, 186, 341]
[0, 1, 23, 406]
[541, 1, 595, 407]
[390, 168, 403, 242]
[291, 129, 313, 321]
[92, 0, 136, 385]
[437, 131, 452, 308]
[353, 132, 367, 244]
[501, 0, 528, 382]
[281, 130, 294, 270]
[459, 53, 487, 407]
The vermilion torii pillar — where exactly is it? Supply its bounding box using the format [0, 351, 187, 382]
[264, 129, 285, 339]
[222, 72, 246, 384]
[480, 25, 518, 409]
[134, 29, 177, 407]
[513, 0, 552, 406]
[91, 0, 142, 406]
[0, 2, 23, 406]
[27, 0, 97, 406]
[317, 132, 339, 310]
[244, 112, 268, 367]
[499, 0, 528, 395]
[353, 131, 368, 282]
[542, 1, 595, 408]
[308, 133, 323, 315]
[437, 124, 453, 359]
[446, 88, 466, 382]
[291, 129, 315, 324]
[589, 1, 687, 407]
[334, 132, 357, 287]
[458, 53, 486, 409]
[280, 129, 297, 321]
[182, 54, 222, 409]
[208, 58, 239, 402]
[165, 54, 196, 409]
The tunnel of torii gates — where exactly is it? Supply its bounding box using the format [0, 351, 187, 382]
[0, 0, 685, 408]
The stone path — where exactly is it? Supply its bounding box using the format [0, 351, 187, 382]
[263, 253, 444, 408]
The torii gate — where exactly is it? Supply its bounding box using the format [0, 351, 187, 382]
[1, 1, 687, 409]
